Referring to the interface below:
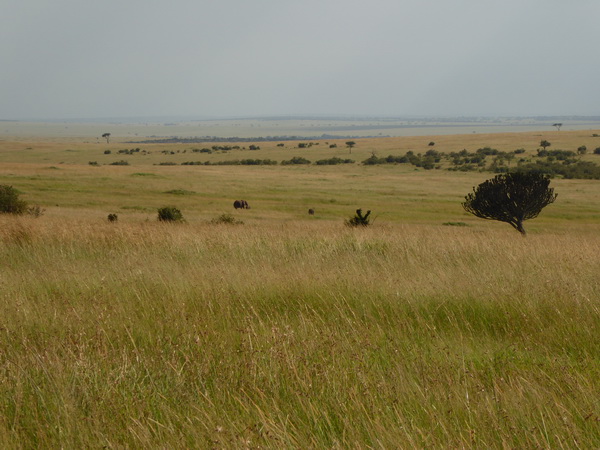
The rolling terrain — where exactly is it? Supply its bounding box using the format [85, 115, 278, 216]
[0, 127, 599, 447]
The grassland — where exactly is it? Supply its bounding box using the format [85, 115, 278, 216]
[0, 129, 599, 448]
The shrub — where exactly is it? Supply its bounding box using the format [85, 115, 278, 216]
[211, 213, 243, 225]
[594, 147, 600, 155]
[281, 156, 311, 165]
[0, 185, 28, 215]
[89, 161, 99, 166]
[157, 206, 184, 222]
[110, 160, 129, 166]
[514, 160, 600, 179]
[315, 157, 354, 165]
[476, 147, 499, 156]
[345, 209, 372, 227]
[107, 213, 118, 222]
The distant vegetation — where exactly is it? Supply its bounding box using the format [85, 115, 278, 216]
[360, 146, 600, 179]
[94, 138, 600, 179]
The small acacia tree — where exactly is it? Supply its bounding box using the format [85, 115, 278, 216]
[540, 140, 551, 151]
[462, 172, 557, 235]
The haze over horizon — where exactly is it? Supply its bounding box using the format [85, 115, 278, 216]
[2, 0, 599, 121]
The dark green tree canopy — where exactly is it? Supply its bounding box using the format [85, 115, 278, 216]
[0, 185, 28, 214]
[462, 172, 557, 235]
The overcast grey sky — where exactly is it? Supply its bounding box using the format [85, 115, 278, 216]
[1, 0, 599, 120]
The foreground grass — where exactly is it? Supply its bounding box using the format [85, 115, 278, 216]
[0, 217, 598, 448]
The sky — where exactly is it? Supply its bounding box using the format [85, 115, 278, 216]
[1, 0, 599, 120]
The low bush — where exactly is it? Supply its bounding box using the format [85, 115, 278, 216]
[211, 213, 243, 225]
[157, 206, 184, 222]
[0, 185, 28, 214]
[281, 157, 311, 165]
[513, 160, 600, 179]
[345, 209, 372, 227]
[315, 157, 354, 165]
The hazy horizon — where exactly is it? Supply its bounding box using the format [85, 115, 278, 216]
[2, 0, 600, 121]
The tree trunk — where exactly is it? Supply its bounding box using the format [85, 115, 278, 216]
[515, 220, 526, 236]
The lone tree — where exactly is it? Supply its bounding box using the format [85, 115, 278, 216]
[345, 141, 356, 154]
[540, 140, 551, 151]
[102, 133, 111, 143]
[462, 172, 557, 236]
[552, 123, 562, 131]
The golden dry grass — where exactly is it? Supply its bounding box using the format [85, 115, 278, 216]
[0, 216, 599, 447]
[0, 131, 599, 447]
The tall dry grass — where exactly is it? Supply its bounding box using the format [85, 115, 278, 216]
[0, 216, 598, 447]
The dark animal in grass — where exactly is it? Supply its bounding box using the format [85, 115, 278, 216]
[308, 208, 315, 215]
[233, 200, 250, 209]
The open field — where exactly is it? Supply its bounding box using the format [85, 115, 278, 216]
[1, 129, 599, 447]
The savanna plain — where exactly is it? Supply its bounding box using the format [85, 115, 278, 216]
[1, 128, 599, 448]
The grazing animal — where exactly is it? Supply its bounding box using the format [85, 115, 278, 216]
[308, 208, 315, 215]
[233, 200, 250, 209]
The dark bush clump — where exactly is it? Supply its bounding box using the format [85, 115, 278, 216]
[211, 213, 243, 225]
[281, 156, 311, 165]
[315, 157, 354, 165]
[157, 206, 184, 222]
[0, 185, 28, 215]
[107, 213, 118, 222]
[345, 209, 372, 227]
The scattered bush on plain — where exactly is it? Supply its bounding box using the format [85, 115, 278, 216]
[0, 185, 28, 215]
[211, 213, 243, 225]
[345, 209, 372, 227]
[157, 206, 184, 222]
